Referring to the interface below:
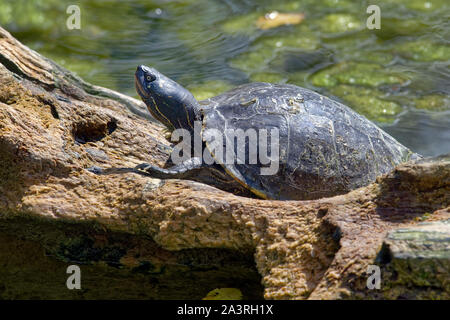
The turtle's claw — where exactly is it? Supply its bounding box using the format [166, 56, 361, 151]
[135, 163, 152, 171]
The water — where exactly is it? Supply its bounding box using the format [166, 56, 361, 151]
[1, 0, 449, 156]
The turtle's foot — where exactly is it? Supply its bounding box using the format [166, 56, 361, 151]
[87, 166, 104, 175]
[87, 165, 141, 175]
[134, 162, 188, 179]
[88, 161, 194, 179]
[134, 163, 166, 176]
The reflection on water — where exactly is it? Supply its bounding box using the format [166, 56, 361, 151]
[382, 110, 450, 156]
[1, 0, 449, 156]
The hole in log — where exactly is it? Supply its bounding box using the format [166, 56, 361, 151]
[317, 207, 329, 218]
[107, 118, 118, 134]
[72, 118, 117, 144]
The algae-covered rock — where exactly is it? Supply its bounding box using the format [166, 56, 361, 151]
[222, 12, 261, 35]
[229, 49, 273, 74]
[257, 27, 320, 52]
[346, 50, 395, 65]
[374, 18, 429, 40]
[379, 0, 449, 12]
[308, 0, 355, 10]
[378, 219, 450, 299]
[329, 85, 402, 123]
[320, 30, 372, 55]
[414, 94, 449, 112]
[405, 0, 449, 12]
[187, 80, 234, 101]
[395, 39, 450, 62]
[311, 62, 409, 88]
[317, 13, 362, 34]
[250, 71, 287, 84]
[385, 220, 450, 260]
[229, 27, 320, 74]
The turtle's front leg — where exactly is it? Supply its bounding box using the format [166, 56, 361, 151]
[88, 157, 203, 180]
[136, 157, 204, 179]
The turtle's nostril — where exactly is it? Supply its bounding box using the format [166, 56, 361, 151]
[137, 65, 152, 73]
[136, 65, 146, 77]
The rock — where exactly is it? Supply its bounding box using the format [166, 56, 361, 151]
[385, 220, 450, 261]
[376, 219, 450, 299]
[0, 26, 449, 299]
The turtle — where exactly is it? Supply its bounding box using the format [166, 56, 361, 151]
[89, 65, 421, 200]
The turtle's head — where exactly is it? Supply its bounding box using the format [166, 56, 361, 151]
[135, 65, 198, 131]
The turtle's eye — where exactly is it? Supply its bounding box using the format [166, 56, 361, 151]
[146, 74, 156, 82]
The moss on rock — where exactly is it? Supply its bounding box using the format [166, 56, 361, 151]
[395, 39, 450, 62]
[329, 85, 403, 123]
[187, 80, 234, 101]
[414, 94, 449, 112]
[377, 219, 450, 299]
[311, 62, 409, 88]
[317, 13, 362, 34]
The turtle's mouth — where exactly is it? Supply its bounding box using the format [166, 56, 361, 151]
[135, 76, 150, 99]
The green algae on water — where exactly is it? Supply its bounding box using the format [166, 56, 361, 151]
[222, 12, 261, 36]
[250, 71, 287, 84]
[310, 62, 409, 88]
[316, 13, 362, 34]
[329, 85, 403, 123]
[187, 80, 234, 101]
[257, 27, 320, 52]
[414, 94, 449, 112]
[230, 27, 320, 74]
[394, 39, 450, 62]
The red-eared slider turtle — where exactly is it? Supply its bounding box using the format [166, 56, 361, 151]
[90, 65, 421, 200]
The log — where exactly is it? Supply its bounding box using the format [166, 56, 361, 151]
[0, 26, 448, 299]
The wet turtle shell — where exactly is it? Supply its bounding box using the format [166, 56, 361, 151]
[200, 82, 418, 200]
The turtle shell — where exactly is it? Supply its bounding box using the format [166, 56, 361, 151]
[200, 82, 416, 200]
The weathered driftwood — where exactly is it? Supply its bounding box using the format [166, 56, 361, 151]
[0, 26, 449, 299]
